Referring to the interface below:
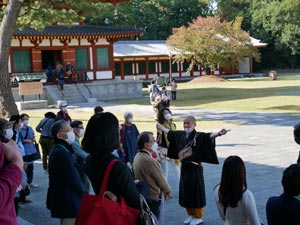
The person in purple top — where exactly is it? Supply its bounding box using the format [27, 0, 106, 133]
[0, 118, 23, 225]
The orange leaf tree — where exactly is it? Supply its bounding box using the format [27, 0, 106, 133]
[167, 16, 260, 75]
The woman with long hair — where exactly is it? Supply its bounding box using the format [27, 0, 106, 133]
[156, 107, 180, 182]
[214, 155, 261, 225]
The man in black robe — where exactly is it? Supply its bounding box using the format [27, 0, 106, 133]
[157, 115, 228, 225]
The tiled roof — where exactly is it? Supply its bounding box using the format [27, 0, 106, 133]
[114, 40, 178, 57]
[113, 38, 267, 57]
[13, 25, 141, 36]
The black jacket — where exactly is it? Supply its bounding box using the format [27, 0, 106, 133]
[46, 140, 88, 218]
[85, 153, 140, 210]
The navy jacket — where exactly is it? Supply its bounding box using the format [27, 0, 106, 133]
[46, 140, 87, 218]
[266, 193, 300, 225]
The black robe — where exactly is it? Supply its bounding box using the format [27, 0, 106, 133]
[167, 130, 219, 208]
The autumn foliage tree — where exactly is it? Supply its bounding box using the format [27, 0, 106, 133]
[167, 16, 260, 74]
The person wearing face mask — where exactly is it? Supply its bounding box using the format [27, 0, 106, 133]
[0, 117, 23, 225]
[46, 120, 88, 225]
[156, 108, 180, 182]
[70, 120, 88, 161]
[133, 131, 171, 225]
[157, 115, 228, 225]
[56, 103, 72, 123]
[120, 112, 139, 165]
[20, 113, 39, 188]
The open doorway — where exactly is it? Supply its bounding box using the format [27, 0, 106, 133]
[41, 50, 62, 69]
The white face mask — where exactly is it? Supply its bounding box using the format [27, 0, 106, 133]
[78, 128, 85, 137]
[164, 113, 172, 121]
[5, 128, 13, 138]
[151, 142, 158, 152]
[127, 118, 133, 123]
[23, 120, 29, 126]
[20, 122, 24, 128]
[185, 127, 194, 134]
[65, 131, 75, 144]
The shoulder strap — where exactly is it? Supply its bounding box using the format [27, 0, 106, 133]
[95, 159, 119, 206]
[120, 124, 126, 143]
[24, 127, 29, 140]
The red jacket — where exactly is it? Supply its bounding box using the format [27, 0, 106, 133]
[0, 141, 22, 225]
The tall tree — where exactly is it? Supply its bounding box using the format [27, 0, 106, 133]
[0, 0, 119, 116]
[167, 16, 260, 74]
[86, 0, 211, 39]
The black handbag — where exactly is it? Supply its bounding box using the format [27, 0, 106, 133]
[138, 195, 159, 225]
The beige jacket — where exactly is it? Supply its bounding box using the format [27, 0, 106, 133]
[133, 151, 171, 199]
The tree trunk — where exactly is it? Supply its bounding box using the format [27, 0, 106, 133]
[0, 0, 23, 117]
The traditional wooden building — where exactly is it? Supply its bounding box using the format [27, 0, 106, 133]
[10, 24, 140, 80]
[113, 38, 267, 80]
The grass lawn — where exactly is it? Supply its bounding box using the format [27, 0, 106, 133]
[110, 76, 300, 114]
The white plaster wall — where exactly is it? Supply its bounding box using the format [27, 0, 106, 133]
[239, 57, 250, 73]
[87, 72, 94, 80]
[38, 39, 50, 47]
[95, 39, 109, 45]
[214, 70, 220, 75]
[11, 39, 20, 47]
[8, 55, 11, 73]
[136, 75, 146, 80]
[69, 39, 79, 46]
[182, 71, 191, 77]
[52, 39, 63, 46]
[80, 39, 91, 46]
[22, 40, 34, 47]
[172, 73, 180, 77]
[96, 71, 112, 79]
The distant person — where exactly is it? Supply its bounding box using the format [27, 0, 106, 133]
[20, 113, 39, 188]
[156, 108, 180, 182]
[149, 80, 160, 104]
[66, 62, 73, 81]
[36, 112, 56, 171]
[293, 123, 300, 164]
[70, 120, 88, 161]
[56, 102, 72, 123]
[56, 62, 64, 90]
[10, 115, 32, 204]
[82, 112, 140, 210]
[46, 120, 88, 225]
[157, 115, 228, 225]
[170, 79, 177, 100]
[133, 131, 171, 225]
[0, 120, 23, 225]
[93, 105, 104, 115]
[120, 112, 139, 165]
[214, 155, 261, 225]
[47, 63, 53, 83]
[266, 164, 300, 225]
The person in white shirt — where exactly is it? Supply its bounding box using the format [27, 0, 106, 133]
[214, 155, 261, 225]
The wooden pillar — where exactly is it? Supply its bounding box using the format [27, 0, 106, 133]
[121, 58, 124, 80]
[109, 44, 115, 79]
[249, 56, 253, 74]
[92, 45, 97, 80]
[146, 58, 149, 80]
[32, 49, 42, 72]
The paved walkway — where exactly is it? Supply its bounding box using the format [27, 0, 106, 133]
[18, 103, 300, 225]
